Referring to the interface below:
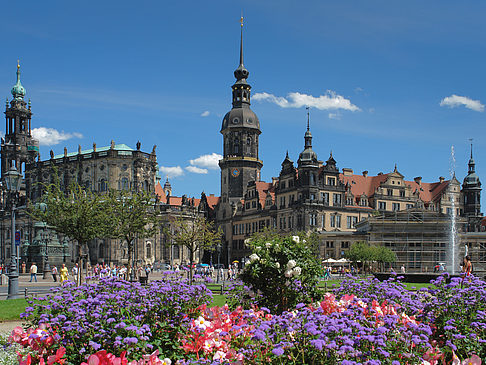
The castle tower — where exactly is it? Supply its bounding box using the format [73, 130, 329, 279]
[462, 143, 482, 230]
[1, 62, 39, 177]
[219, 17, 262, 205]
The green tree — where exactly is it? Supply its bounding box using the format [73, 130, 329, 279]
[102, 189, 160, 280]
[240, 234, 323, 314]
[165, 214, 222, 285]
[29, 176, 107, 285]
[374, 245, 397, 272]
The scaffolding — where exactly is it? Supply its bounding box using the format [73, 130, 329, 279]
[366, 209, 467, 272]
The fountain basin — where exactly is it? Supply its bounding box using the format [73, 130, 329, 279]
[373, 272, 462, 283]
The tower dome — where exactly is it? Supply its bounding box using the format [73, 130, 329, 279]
[11, 61, 26, 100]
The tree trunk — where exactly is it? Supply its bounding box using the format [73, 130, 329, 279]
[128, 240, 133, 281]
[77, 243, 84, 286]
[189, 245, 194, 285]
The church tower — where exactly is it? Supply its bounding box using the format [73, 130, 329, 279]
[219, 18, 262, 205]
[462, 143, 482, 231]
[1, 62, 39, 177]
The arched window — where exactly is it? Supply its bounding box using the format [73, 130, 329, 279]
[146, 242, 152, 258]
[121, 177, 129, 190]
[99, 179, 107, 192]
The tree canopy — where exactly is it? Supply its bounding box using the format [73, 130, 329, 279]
[165, 214, 222, 285]
[102, 189, 160, 279]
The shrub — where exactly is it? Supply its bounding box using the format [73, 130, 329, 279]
[239, 234, 323, 313]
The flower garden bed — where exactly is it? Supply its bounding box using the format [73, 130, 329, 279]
[3, 271, 485, 364]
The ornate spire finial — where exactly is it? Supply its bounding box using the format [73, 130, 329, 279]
[17, 59, 20, 70]
[394, 163, 397, 172]
[469, 138, 473, 159]
[286, 150, 289, 158]
[306, 106, 310, 131]
[239, 16, 244, 67]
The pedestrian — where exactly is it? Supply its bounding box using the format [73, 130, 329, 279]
[60, 263, 69, 284]
[401, 265, 406, 274]
[29, 262, 38, 282]
[51, 265, 58, 282]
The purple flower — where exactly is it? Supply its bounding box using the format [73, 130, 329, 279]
[271, 347, 284, 356]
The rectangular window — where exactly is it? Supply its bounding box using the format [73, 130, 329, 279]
[322, 192, 330, 205]
[400, 190, 405, 197]
[252, 201, 256, 208]
[392, 203, 400, 211]
[310, 193, 315, 201]
[280, 181, 286, 189]
[387, 189, 393, 196]
[327, 177, 336, 186]
[352, 216, 358, 227]
[378, 201, 386, 210]
[336, 215, 341, 228]
[326, 241, 334, 248]
[406, 203, 414, 209]
[309, 213, 317, 226]
[330, 215, 336, 227]
[347, 216, 352, 229]
[333, 194, 342, 206]
[321, 214, 325, 228]
[280, 196, 286, 208]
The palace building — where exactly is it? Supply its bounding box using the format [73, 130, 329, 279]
[214, 21, 485, 273]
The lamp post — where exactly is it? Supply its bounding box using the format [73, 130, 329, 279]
[4, 164, 22, 300]
[42, 228, 51, 279]
[216, 242, 221, 283]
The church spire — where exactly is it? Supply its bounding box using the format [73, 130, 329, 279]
[233, 17, 249, 84]
[304, 107, 312, 149]
[469, 139, 476, 174]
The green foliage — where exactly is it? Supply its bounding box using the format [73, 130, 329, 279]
[240, 234, 323, 314]
[29, 174, 107, 284]
[165, 215, 222, 285]
[345, 241, 396, 271]
[102, 189, 160, 277]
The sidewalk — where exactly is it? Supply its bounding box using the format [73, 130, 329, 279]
[0, 273, 60, 287]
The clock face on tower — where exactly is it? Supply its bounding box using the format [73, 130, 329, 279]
[231, 168, 240, 177]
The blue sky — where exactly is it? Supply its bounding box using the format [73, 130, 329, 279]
[1, 1, 485, 205]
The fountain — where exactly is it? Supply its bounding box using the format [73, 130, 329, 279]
[448, 146, 458, 274]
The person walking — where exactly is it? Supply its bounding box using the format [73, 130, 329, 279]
[29, 262, 38, 282]
[60, 263, 69, 284]
[51, 265, 58, 282]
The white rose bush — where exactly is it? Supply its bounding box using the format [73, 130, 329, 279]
[239, 233, 323, 313]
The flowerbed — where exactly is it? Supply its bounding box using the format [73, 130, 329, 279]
[20, 274, 212, 364]
[9, 273, 486, 364]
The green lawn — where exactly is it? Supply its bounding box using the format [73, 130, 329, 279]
[0, 298, 28, 322]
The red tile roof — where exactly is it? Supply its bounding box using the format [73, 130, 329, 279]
[340, 172, 451, 204]
[155, 182, 166, 203]
[255, 181, 275, 208]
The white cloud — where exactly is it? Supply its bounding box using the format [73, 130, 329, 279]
[32, 127, 83, 146]
[189, 153, 222, 170]
[253, 91, 360, 112]
[159, 166, 184, 178]
[186, 166, 208, 174]
[440, 94, 484, 112]
[328, 112, 341, 120]
[200, 110, 210, 117]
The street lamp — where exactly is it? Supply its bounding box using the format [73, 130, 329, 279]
[4, 164, 22, 300]
[216, 242, 221, 283]
[41, 228, 51, 279]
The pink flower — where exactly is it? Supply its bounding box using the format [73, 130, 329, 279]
[462, 355, 482, 365]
